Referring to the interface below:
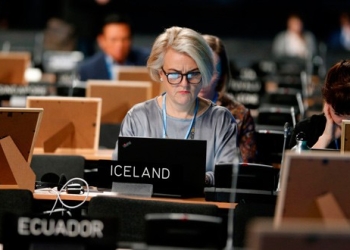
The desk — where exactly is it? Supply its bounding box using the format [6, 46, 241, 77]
[33, 190, 235, 210]
[33, 148, 113, 160]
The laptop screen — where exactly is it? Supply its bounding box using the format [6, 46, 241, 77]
[99, 136, 207, 198]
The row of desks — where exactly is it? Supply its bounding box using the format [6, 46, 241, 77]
[32, 148, 234, 209]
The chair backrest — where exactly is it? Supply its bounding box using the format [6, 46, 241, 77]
[256, 105, 296, 128]
[255, 128, 291, 167]
[213, 163, 279, 204]
[87, 196, 220, 246]
[30, 154, 85, 186]
[99, 123, 121, 149]
[0, 189, 34, 243]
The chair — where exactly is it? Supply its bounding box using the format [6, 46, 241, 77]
[256, 105, 296, 128]
[255, 128, 291, 167]
[87, 196, 221, 247]
[30, 154, 85, 187]
[99, 123, 120, 149]
[206, 163, 279, 204]
[0, 189, 34, 243]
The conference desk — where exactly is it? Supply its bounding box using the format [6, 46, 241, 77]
[33, 189, 235, 210]
[33, 148, 113, 160]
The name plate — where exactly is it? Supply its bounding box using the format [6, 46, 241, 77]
[97, 160, 184, 197]
[2, 213, 118, 249]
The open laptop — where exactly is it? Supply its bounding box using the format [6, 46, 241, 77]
[97, 136, 207, 198]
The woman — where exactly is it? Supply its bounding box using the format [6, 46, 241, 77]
[199, 34, 257, 163]
[112, 26, 239, 186]
[290, 59, 350, 149]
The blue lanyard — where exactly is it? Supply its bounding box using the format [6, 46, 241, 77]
[212, 92, 219, 103]
[162, 94, 198, 139]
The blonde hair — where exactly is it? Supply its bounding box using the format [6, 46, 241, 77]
[147, 26, 214, 88]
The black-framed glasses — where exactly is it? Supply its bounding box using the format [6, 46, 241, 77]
[161, 67, 202, 85]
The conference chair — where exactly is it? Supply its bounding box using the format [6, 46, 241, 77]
[87, 196, 222, 248]
[254, 128, 291, 167]
[0, 189, 34, 243]
[30, 154, 85, 188]
[99, 123, 121, 149]
[207, 163, 279, 204]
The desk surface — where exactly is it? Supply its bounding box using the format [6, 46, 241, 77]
[33, 148, 113, 160]
[33, 189, 235, 210]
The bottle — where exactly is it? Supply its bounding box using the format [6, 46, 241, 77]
[292, 132, 310, 153]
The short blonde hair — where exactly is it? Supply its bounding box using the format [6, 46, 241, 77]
[147, 26, 214, 88]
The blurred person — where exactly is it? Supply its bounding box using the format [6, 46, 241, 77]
[272, 13, 318, 60]
[289, 59, 350, 149]
[327, 11, 350, 52]
[112, 26, 239, 186]
[77, 13, 150, 81]
[62, 0, 129, 57]
[199, 34, 257, 163]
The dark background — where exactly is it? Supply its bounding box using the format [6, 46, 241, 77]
[1, 0, 350, 42]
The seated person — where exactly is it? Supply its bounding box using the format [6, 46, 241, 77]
[77, 13, 150, 81]
[272, 13, 318, 60]
[289, 60, 350, 149]
[199, 34, 257, 163]
[112, 26, 239, 186]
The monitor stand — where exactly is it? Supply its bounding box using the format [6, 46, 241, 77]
[0, 136, 36, 192]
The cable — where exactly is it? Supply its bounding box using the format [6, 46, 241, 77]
[46, 177, 90, 216]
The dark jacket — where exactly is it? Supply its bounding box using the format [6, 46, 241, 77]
[77, 48, 150, 81]
[289, 113, 340, 149]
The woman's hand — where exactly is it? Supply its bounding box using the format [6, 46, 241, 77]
[312, 103, 340, 148]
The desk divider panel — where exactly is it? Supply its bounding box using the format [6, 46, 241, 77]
[115, 66, 165, 98]
[26, 96, 102, 153]
[86, 80, 152, 124]
[0, 52, 31, 85]
[0, 108, 43, 192]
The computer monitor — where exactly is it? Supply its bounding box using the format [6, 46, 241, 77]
[26, 96, 102, 153]
[86, 80, 152, 123]
[0, 107, 43, 191]
[274, 150, 350, 227]
[0, 52, 31, 85]
[115, 66, 164, 98]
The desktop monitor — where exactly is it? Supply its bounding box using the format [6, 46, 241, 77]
[0, 52, 31, 85]
[274, 150, 350, 227]
[26, 96, 102, 153]
[115, 66, 164, 98]
[86, 80, 152, 124]
[0, 107, 43, 191]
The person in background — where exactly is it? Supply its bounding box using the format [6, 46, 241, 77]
[327, 11, 350, 52]
[77, 13, 150, 81]
[289, 59, 350, 149]
[199, 34, 257, 163]
[112, 26, 239, 186]
[62, 0, 129, 57]
[271, 13, 318, 60]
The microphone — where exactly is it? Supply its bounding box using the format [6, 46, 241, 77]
[225, 147, 241, 249]
[276, 122, 290, 192]
[290, 107, 296, 127]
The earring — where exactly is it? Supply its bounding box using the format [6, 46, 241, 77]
[160, 77, 163, 81]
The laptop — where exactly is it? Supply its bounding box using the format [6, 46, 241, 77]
[98, 136, 207, 198]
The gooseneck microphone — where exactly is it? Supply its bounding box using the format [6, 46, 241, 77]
[276, 122, 290, 192]
[225, 148, 241, 250]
